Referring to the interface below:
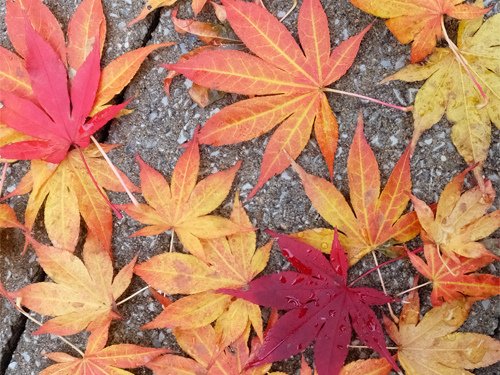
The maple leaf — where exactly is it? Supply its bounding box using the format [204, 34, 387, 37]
[408, 244, 499, 306]
[42, 322, 167, 375]
[220, 231, 400, 375]
[384, 280, 500, 374]
[11, 145, 137, 252]
[121, 132, 244, 258]
[146, 324, 284, 375]
[134, 193, 271, 347]
[130, 0, 209, 25]
[16, 233, 136, 337]
[350, 0, 489, 62]
[167, 0, 372, 197]
[411, 166, 499, 260]
[382, 10, 500, 181]
[300, 355, 392, 375]
[291, 114, 419, 264]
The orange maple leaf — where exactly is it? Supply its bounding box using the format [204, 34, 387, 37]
[408, 245, 499, 306]
[121, 131, 244, 258]
[350, 0, 489, 62]
[167, 0, 372, 197]
[146, 325, 284, 375]
[411, 166, 499, 260]
[134, 194, 271, 347]
[42, 323, 167, 375]
[0, 204, 24, 231]
[16, 234, 136, 337]
[300, 355, 392, 375]
[291, 115, 419, 264]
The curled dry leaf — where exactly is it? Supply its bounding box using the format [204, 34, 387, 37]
[129, 0, 209, 26]
[168, 0, 372, 197]
[350, 0, 488, 62]
[16, 234, 136, 338]
[135, 194, 270, 348]
[121, 131, 243, 258]
[410, 166, 499, 260]
[383, 10, 500, 180]
[292, 115, 419, 264]
[220, 231, 400, 375]
[384, 279, 500, 374]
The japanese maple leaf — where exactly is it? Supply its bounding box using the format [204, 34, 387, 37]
[291, 114, 419, 264]
[384, 280, 500, 374]
[408, 245, 499, 306]
[167, 0, 372, 197]
[300, 355, 392, 375]
[350, 0, 489, 62]
[383, 11, 500, 181]
[121, 132, 244, 258]
[135, 194, 271, 347]
[15, 234, 136, 337]
[130, 0, 209, 25]
[147, 324, 284, 375]
[10, 145, 137, 252]
[220, 231, 400, 375]
[42, 323, 167, 375]
[411, 166, 499, 260]
[0, 19, 128, 164]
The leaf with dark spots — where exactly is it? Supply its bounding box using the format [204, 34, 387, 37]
[220, 231, 399, 375]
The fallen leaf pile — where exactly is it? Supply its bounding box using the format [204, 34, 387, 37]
[0, 0, 498, 374]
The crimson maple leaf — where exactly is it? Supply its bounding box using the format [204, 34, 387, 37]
[220, 231, 400, 375]
[0, 20, 126, 163]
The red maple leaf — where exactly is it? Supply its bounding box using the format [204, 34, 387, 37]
[0, 20, 126, 164]
[220, 230, 400, 375]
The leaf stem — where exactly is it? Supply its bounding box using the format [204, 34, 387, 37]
[15, 298, 84, 357]
[348, 344, 399, 350]
[279, 0, 298, 22]
[372, 252, 398, 322]
[396, 281, 432, 296]
[323, 88, 413, 112]
[0, 162, 8, 198]
[90, 136, 139, 206]
[440, 16, 488, 108]
[349, 247, 423, 287]
[169, 231, 175, 252]
[76, 146, 123, 219]
[116, 286, 150, 306]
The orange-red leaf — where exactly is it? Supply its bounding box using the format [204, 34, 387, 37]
[408, 244, 500, 305]
[350, 0, 489, 62]
[168, 0, 370, 196]
[292, 115, 418, 263]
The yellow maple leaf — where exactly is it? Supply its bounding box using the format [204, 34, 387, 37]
[135, 194, 271, 347]
[384, 279, 500, 374]
[383, 9, 500, 181]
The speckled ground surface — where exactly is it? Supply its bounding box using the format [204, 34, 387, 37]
[0, 0, 499, 374]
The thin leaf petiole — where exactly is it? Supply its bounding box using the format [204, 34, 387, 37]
[396, 281, 432, 296]
[90, 136, 139, 206]
[15, 298, 84, 357]
[169, 231, 175, 252]
[116, 286, 150, 306]
[279, 0, 298, 22]
[440, 16, 488, 108]
[372, 252, 398, 322]
[323, 88, 413, 112]
[0, 162, 8, 198]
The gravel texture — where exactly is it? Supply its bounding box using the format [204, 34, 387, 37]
[0, 0, 498, 374]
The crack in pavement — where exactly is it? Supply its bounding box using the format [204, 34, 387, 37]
[0, 9, 164, 374]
